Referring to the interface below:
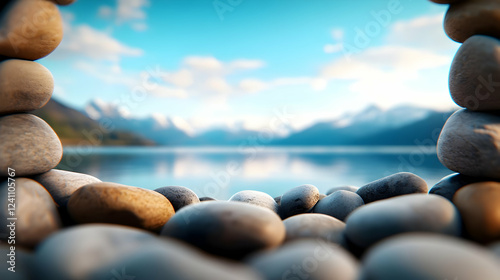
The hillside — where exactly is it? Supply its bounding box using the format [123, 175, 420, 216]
[31, 99, 155, 146]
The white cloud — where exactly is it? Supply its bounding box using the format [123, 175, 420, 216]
[99, 0, 150, 31]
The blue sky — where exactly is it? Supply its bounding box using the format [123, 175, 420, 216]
[39, 0, 460, 131]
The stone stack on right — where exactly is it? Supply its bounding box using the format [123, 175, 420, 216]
[433, 0, 500, 244]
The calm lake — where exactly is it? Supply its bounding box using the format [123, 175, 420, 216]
[58, 146, 451, 200]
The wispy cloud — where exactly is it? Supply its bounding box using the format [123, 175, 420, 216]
[99, 0, 150, 31]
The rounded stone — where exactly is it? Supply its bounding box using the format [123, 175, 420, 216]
[313, 190, 364, 221]
[356, 172, 428, 203]
[161, 201, 285, 259]
[445, 0, 500, 43]
[326, 185, 358, 195]
[68, 182, 175, 232]
[345, 194, 462, 249]
[229, 190, 278, 213]
[199, 196, 216, 202]
[429, 173, 488, 201]
[359, 234, 500, 280]
[279, 184, 320, 219]
[437, 109, 500, 178]
[0, 245, 34, 280]
[274, 195, 281, 205]
[53, 0, 76, 5]
[154, 185, 199, 212]
[454, 182, 500, 243]
[449, 35, 500, 111]
[247, 239, 359, 280]
[283, 213, 345, 244]
[33, 169, 101, 207]
[0, 178, 61, 248]
[0, 0, 63, 60]
[0, 59, 53, 115]
[0, 114, 62, 177]
[88, 238, 262, 280]
[33, 224, 157, 280]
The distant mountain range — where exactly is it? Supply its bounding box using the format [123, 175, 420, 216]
[33, 98, 455, 146]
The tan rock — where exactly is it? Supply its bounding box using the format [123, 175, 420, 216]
[0, 114, 62, 177]
[0, 0, 63, 60]
[445, 0, 500, 43]
[454, 182, 500, 243]
[0, 59, 53, 115]
[68, 182, 175, 232]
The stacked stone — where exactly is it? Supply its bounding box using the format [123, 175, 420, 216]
[426, 0, 500, 246]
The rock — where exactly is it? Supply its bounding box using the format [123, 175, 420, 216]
[345, 194, 462, 249]
[274, 195, 281, 205]
[200, 196, 216, 202]
[437, 109, 500, 178]
[33, 169, 101, 207]
[356, 172, 428, 203]
[0, 114, 62, 177]
[0, 59, 53, 115]
[445, 0, 500, 43]
[229, 190, 278, 213]
[283, 213, 345, 244]
[33, 224, 158, 280]
[326, 185, 358, 195]
[318, 193, 327, 200]
[68, 182, 174, 232]
[88, 238, 262, 280]
[0, 245, 34, 279]
[313, 190, 364, 221]
[0, 178, 61, 248]
[154, 185, 199, 211]
[0, 0, 63, 60]
[454, 182, 500, 243]
[247, 239, 359, 280]
[449, 35, 500, 111]
[161, 201, 285, 259]
[53, 0, 76, 5]
[359, 234, 500, 280]
[279, 184, 319, 219]
[429, 173, 488, 201]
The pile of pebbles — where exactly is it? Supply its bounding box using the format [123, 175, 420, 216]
[0, 0, 500, 279]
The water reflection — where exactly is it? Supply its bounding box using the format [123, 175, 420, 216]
[58, 146, 452, 200]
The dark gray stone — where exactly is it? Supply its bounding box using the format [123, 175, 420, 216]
[313, 190, 364, 221]
[280, 184, 320, 219]
[359, 234, 500, 280]
[429, 173, 489, 201]
[356, 172, 428, 203]
[199, 196, 216, 202]
[345, 194, 462, 249]
[154, 185, 199, 211]
[229, 190, 278, 213]
[161, 201, 285, 259]
[283, 213, 345, 244]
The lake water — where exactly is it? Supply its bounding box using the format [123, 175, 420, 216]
[58, 146, 452, 200]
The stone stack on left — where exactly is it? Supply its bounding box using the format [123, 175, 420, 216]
[0, 0, 77, 249]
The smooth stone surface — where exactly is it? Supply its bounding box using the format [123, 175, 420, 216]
[274, 195, 281, 205]
[229, 190, 278, 213]
[0, 245, 33, 279]
[454, 182, 500, 243]
[248, 239, 359, 280]
[356, 172, 428, 203]
[0, 114, 62, 177]
[437, 109, 500, 178]
[34, 224, 157, 280]
[345, 194, 462, 249]
[0, 59, 53, 114]
[326, 185, 358, 195]
[450, 35, 500, 111]
[33, 169, 101, 207]
[199, 196, 216, 202]
[314, 190, 364, 221]
[445, 0, 500, 43]
[283, 213, 345, 244]
[154, 185, 199, 211]
[279, 184, 320, 219]
[161, 201, 285, 259]
[359, 234, 500, 280]
[0, 0, 63, 60]
[0, 178, 60, 248]
[491, 242, 500, 259]
[68, 182, 174, 232]
[89, 238, 262, 280]
[429, 173, 488, 201]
